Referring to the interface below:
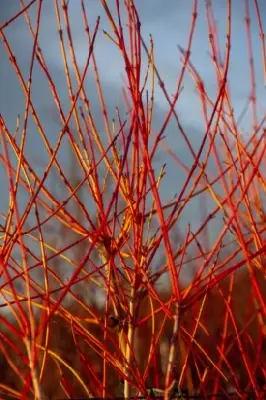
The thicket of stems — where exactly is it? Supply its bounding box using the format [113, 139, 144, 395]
[0, 0, 265, 399]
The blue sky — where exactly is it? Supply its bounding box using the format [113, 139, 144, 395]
[0, 0, 266, 235]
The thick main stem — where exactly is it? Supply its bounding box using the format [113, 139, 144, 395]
[24, 337, 46, 400]
[124, 286, 135, 399]
[164, 302, 179, 400]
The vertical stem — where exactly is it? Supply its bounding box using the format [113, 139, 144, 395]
[124, 286, 135, 399]
[24, 337, 46, 400]
[164, 302, 179, 400]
